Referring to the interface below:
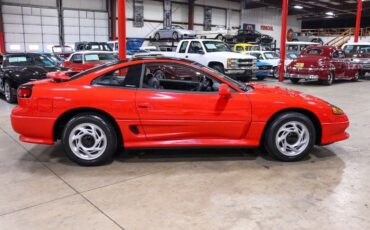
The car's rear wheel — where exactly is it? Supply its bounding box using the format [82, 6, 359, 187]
[272, 67, 279, 78]
[172, 32, 179, 40]
[290, 78, 300, 84]
[264, 112, 316, 161]
[351, 71, 359, 81]
[216, 34, 224, 40]
[154, 33, 160, 41]
[4, 80, 17, 103]
[62, 113, 117, 166]
[322, 72, 334, 85]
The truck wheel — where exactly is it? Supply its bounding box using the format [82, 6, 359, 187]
[263, 112, 316, 162]
[172, 32, 179, 40]
[62, 113, 118, 166]
[4, 80, 17, 104]
[322, 72, 334, 85]
[290, 78, 300, 84]
[211, 64, 224, 74]
[273, 67, 279, 78]
[154, 33, 160, 41]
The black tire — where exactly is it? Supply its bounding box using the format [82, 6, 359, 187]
[154, 33, 160, 41]
[172, 32, 178, 40]
[322, 72, 334, 85]
[272, 67, 279, 78]
[211, 64, 224, 74]
[263, 112, 316, 162]
[62, 113, 118, 166]
[4, 80, 17, 103]
[290, 78, 300, 84]
[216, 34, 223, 40]
[351, 71, 359, 82]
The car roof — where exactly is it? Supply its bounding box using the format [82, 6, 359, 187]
[4, 53, 43, 57]
[71, 51, 114, 55]
[180, 39, 223, 42]
[286, 41, 320, 45]
[131, 56, 197, 64]
[234, 43, 255, 47]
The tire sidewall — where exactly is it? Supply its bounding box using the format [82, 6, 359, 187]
[62, 114, 117, 166]
[265, 113, 316, 161]
[211, 64, 224, 74]
[4, 80, 16, 103]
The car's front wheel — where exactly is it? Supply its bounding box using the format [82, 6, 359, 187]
[62, 113, 118, 166]
[322, 72, 334, 85]
[264, 112, 316, 161]
[290, 78, 300, 84]
[351, 71, 359, 82]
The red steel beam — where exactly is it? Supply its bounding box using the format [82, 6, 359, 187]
[118, 0, 126, 60]
[188, 0, 195, 30]
[354, 0, 362, 43]
[0, 6, 6, 53]
[111, 0, 117, 40]
[279, 0, 288, 82]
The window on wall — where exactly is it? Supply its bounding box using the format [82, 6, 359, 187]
[142, 63, 222, 92]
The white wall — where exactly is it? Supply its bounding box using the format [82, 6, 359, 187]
[242, 7, 302, 48]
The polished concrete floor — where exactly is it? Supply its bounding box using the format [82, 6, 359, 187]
[0, 79, 370, 230]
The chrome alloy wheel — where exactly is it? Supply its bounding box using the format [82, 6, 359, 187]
[275, 121, 310, 157]
[4, 82, 11, 102]
[68, 123, 107, 160]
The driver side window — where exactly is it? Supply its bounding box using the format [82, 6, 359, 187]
[71, 54, 83, 63]
[188, 41, 204, 54]
[142, 63, 222, 92]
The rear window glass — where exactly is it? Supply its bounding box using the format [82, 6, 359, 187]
[305, 49, 322, 55]
[9, 56, 27, 63]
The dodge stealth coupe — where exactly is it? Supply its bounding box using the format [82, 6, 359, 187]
[11, 57, 349, 166]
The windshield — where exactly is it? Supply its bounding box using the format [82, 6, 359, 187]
[305, 48, 323, 55]
[36, 55, 58, 66]
[287, 53, 298, 59]
[202, 41, 231, 52]
[264, 52, 279, 59]
[84, 53, 116, 62]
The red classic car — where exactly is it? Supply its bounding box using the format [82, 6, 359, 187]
[61, 51, 117, 72]
[286, 46, 361, 85]
[11, 57, 349, 166]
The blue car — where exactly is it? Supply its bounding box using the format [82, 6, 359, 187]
[38, 52, 63, 65]
[256, 60, 273, 80]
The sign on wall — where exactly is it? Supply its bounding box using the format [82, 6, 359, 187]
[163, 0, 172, 28]
[133, 0, 144, 27]
[243, 23, 255, 32]
[260, 25, 273, 31]
[204, 7, 212, 31]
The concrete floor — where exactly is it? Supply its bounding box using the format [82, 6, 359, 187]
[0, 79, 369, 230]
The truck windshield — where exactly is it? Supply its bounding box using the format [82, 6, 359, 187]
[202, 41, 231, 52]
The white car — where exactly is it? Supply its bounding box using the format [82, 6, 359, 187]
[196, 26, 238, 41]
[148, 39, 258, 81]
[245, 51, 280, 77]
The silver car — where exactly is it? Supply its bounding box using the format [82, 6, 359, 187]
[292, 32, 323, 45]
[154, 25, 196, 41]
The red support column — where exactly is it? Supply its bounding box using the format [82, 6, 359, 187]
[117, 0, 126, 60]
[279, 0, 288, 82]
[111, 0, 117, 40]
[0, 6, 6, 53]
[188, 0, 195, 30]
[354, 0, 362, 43]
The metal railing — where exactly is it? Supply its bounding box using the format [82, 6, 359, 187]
[301, 27, 370, 37]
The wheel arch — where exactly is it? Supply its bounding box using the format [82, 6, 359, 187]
[260, 108, 322, 146]
[208, 61, 224, 68]
[53, 107, 123, 147]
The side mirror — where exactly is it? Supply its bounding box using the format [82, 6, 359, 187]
[218, 84, 231, 98]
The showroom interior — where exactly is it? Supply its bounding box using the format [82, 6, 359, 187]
[0, 0, 370, 229]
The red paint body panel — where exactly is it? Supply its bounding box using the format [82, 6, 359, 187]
[61, 60, 104, 72]
[286, 46, 361, 81]
[11, 59, 349, 150]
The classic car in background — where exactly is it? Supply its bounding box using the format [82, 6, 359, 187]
[196, 26, 238, 41]
[154, 25, 196, 41]
[286, 46, 361, 85]
[232, 43, 260, 53]
[342, 42, 370, 78]
[226, 30, 273, 44]
[292, 32, 324, 45]
[245, 51, 280, 78]
[286, 41, 320, 56]
[0, 53, 69, 103]
[61, 51, 117, 72]
[255, 60, 273, 80]
[52, 45, 73, 60]
[75, 42, 113, 52]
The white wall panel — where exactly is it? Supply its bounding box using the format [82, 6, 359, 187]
[62, 0, 106, 11]
[23, 15, 42, 25]
[25, 34, 42, 42]
[24, 25, 42, 34]
[2, 0, 56, 7]
[2, 5, 22, 14]
[172, 3, 188, 23]
[3, 24, 24, 33]
[3, 14, 23, 24]
[194, 6, 204, 24]
[212, 8, 226, 26]
[5, 34, 24, 43]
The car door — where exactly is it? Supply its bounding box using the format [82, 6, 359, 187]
[331, 50, 345, 78]
[185, 41, 205, 64]
[175, 41, 189, 59]
[135, 61, 252, 143]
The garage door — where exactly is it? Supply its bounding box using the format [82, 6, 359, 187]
[2, 5, 59, 53]
[63, 10, 108, 48]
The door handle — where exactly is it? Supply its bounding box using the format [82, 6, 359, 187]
[137, 103, 152, 109]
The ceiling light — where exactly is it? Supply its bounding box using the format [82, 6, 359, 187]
[293, 5, 304, 9]
[325, 11, 335, 16]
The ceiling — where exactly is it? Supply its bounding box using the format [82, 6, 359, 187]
[244, 0, 370, 21]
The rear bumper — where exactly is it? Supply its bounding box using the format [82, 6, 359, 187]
[11, 114, 55, 145]
[285, 73, 320, 80]
[321, 120, 350, 145]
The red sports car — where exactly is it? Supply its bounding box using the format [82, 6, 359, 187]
[11, 58, 349, 166]
[286, 46, 361, 85]
[61, 51, 117, 72]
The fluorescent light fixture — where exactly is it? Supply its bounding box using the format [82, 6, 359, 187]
[9, 44, 21, 51]
[325, 11, 335, 16]
[29, 44, 39, 51]
[294, 5, 304, 9]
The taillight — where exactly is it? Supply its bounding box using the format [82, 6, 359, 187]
[17, 85, 33, 98]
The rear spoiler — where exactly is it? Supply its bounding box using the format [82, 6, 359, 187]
[47, 71, 79, 82]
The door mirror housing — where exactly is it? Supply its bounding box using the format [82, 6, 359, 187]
[218, 84, 231, 98]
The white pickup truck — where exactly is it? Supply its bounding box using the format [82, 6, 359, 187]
[150, 39, 258, 80]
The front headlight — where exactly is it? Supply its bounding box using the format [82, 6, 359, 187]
[331, 104, 344, 115]
[227, 58, 238, 69]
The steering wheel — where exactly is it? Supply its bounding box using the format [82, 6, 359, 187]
[197, 75, 212, 91]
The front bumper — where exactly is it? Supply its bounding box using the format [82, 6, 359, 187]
[321, 121, 350, 145]
[225, 67, 258, 78]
